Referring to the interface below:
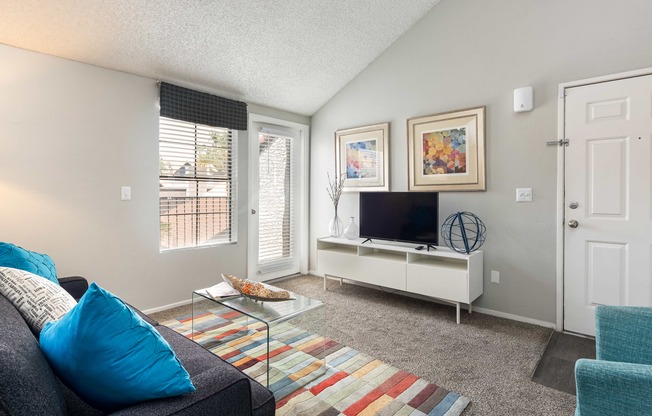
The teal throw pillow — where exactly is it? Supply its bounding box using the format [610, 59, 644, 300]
[39, 282, 195, 410]
[0, 242, 58, 284]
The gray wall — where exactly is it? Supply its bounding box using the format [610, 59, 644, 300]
[309, 0, 652, 324]
[0, 44, 309, 311]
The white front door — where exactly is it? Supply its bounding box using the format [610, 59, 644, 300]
[248, 116, 309, 282]
[563, 74, 652, 336]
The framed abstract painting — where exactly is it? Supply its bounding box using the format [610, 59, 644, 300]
[407, 106, 485, 192]
[335, 122, 389, 192]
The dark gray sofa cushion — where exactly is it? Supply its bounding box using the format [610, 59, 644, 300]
[0, 294, 66, 416]
[156, 325, 275, 416]
[110, 367, 251, 416]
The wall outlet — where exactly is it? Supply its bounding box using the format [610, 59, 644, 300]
[516, 187, 532, 202]
[491, 270, 500, 284]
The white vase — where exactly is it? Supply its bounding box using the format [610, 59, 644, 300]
[344, 216, 359, 240]
[328, 209, 344, 237]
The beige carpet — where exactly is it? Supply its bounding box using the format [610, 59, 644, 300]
[150, 274, 576, 415]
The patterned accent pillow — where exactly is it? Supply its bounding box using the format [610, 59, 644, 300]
[0, 267, 76, 333]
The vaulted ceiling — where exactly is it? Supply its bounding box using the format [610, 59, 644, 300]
[0, 0, 440, 116]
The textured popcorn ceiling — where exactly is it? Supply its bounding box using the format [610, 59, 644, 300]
[0, 0, 440, 116]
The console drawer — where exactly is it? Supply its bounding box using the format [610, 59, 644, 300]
[406, 263, 468, 303]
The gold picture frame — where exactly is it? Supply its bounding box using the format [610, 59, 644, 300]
[408, 106, 485, 192]
[336, 122, 389, 192]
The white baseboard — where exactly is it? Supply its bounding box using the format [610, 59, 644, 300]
[142, 298, 192, 315]
[471, 306, 556, 329]
[267, 273, 302, 284]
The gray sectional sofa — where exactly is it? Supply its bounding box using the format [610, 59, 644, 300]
[0, 276, 275, 416]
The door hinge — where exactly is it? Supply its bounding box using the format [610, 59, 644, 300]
[546, 139, 569, 147]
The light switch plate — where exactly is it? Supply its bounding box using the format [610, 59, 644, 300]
[516, 188, 532, 202]
[121, 186, 131, 201]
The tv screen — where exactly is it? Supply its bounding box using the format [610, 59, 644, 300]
[359, 192, 439, 245]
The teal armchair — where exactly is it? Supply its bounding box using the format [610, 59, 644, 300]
[574, 306, 652, 416]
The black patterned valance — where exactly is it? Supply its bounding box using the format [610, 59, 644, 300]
[159, 82, 248, 131]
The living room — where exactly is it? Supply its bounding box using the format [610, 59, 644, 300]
[2, 1, 652, 415]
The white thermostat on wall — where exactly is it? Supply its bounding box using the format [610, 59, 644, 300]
[513, 86, 533, 112]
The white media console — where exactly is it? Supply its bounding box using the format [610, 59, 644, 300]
[317, 237, 483, 324]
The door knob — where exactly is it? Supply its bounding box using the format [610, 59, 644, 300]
[568, 219, 578, 228]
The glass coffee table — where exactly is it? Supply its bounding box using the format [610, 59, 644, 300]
[191, 288, 325, 388]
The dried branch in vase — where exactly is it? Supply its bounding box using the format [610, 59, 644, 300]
[327, 172, 346, 209]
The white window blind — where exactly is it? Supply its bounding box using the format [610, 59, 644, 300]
[257, 129, 296, 272]
[159, 117, 237, 250]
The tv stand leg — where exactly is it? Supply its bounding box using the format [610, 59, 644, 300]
[324, 274, 343, 290]
[456, 303, 460, 324]
[469, 303, 473, 314]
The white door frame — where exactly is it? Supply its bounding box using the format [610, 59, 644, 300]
[247, 113, 310, 279]
[556, 66, 652, 331]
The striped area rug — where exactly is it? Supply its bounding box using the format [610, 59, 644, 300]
[163, 309, 470, 415]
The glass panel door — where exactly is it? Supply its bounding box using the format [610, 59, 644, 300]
[249, 122, 301, 280]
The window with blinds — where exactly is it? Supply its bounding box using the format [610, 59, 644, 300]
[257, 130, 296, 271]
[159, 117, 236, 250]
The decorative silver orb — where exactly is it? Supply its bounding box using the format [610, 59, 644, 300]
[440, 211, 486, 254]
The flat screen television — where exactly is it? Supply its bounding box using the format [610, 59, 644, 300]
[359, 192, 439, 246]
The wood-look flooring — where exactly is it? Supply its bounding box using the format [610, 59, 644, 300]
[531, 331, 596, 395]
